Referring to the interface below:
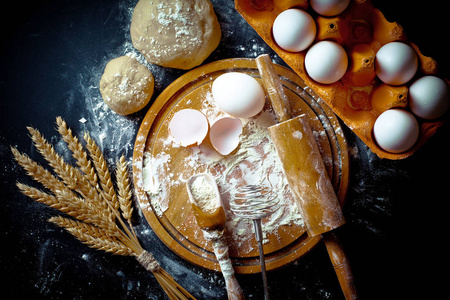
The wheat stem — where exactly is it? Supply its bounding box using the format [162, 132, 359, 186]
[102, 197, 142, 254]
[154, 269, 195, 300]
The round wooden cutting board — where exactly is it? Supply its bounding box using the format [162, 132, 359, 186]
[132, 58, 349, 274]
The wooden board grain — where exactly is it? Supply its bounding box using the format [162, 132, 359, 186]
[132, 58, 349, 274]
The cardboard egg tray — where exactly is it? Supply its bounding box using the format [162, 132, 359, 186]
[235, 0, 448, 159]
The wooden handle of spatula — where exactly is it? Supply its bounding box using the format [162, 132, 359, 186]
[323, 232, 358, 300]
[212, 237, 245, 300]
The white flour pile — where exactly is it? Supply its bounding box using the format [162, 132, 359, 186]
[190, 176, 218, 213]
[141, 90, 304, 249]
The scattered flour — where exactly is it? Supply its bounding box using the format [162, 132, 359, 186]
[141, 90, 304, 249]
[292, 130, 303, 140]
[70, 0, 343, 268]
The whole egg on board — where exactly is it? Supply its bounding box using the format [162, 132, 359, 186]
[373, 108, 420, 153]
[272, 8, 316, 52]
[375, 42, 418, 86]
[408, 75, 450, 120]
[211, 72, 265, 118]
[304, 40, 348, 84]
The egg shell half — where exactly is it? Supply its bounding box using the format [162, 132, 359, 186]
[212, 72, 265, 118]
[373, 109, 419, 153]
[168, 109, 209, 147]
[209, 117, 243, 156]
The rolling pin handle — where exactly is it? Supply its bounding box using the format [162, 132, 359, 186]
[323, 232, 358, 300]
[256, 54, 291, 123]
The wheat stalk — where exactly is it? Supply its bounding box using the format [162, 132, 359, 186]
[84, 132, 120, 215]
[27, 126, 112, 221]
[116, 155, 135, 234]
[11, 147, 76, 199]
[56, 116, 98, 186]
[12, 117, 195, 300]
[56, 118, 117, 224]
[49, 216, 133, 255]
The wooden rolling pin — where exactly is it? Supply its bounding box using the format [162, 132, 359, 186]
[256, 54, 357, 300]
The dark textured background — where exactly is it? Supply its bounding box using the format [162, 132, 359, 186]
[1, 0, 449, 299]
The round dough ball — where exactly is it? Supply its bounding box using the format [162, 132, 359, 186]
[130, 0, 221, 70]
[99, 56, 154, 115]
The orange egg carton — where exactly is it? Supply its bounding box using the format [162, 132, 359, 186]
[235, 0, 448, 159]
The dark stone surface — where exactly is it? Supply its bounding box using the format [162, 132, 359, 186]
[1, 0, 448, 299]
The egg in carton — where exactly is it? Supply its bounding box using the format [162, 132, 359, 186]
[235, 0, 449, 159]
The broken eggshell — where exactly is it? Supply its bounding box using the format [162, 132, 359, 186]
[209, 117, 243, 155]
[168, 109, 209, 147]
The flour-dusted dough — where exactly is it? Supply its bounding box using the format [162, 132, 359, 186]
[99, 55, 154, 115]
[130, 0, 221, 70]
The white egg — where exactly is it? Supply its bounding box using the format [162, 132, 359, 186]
[209, 117, 243, 156]
[408, 75, 450, 120]
[272, 9, 316, 52]
[168, 109, 209, 147]
[373, 109, 419, 153]
[212, 72, 265, 118]
[375, 42, 418, 86]
[310, 0, 350, 16]
[304, 40, 348, 84]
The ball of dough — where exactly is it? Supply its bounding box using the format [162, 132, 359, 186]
[130, 0, 221, 70]
[99, 56, 154, 115]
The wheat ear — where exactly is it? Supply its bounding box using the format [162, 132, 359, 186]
[56, 116, 97, 185]
[16, 182, 121, 237]
[116, 155, 134, 233]
[56, 118, 117, 223]
[49, 216, 133, 256]
[27, 126, 110, 220]
[84, 132, 120, 214]
[11, 146, 76, 199]
[12, 117, 196, 300]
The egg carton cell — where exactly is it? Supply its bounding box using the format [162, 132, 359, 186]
[235, 0, 449, 159]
